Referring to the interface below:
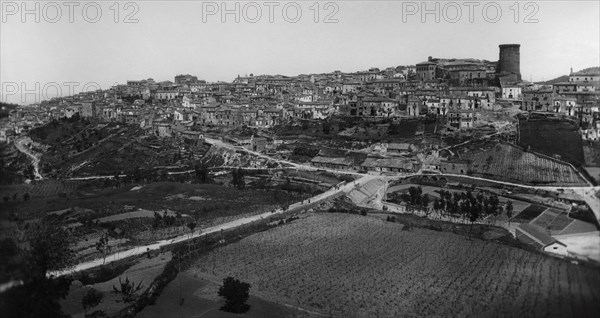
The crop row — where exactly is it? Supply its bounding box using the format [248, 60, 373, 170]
[189, 213, 600, 317]
[470, 144, 586, 185]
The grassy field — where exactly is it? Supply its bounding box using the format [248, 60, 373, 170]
[0, 181, 316, 280]
[60, 252, 173, 317]
[138, 272, 306, 318]
[0, 181, 310, 220]
[188, 213, 600, 318]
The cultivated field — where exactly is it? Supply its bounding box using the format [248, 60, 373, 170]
[519, 116, 584, 165]
[189, 213, 600, 318]
[0, 179, 86, 201]
[467, 143, 587, 186]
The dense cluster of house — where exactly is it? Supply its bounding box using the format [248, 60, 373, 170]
[309, 143, 421, 174]
[520, 69, 600, 140]
[2, 45, 599, 144]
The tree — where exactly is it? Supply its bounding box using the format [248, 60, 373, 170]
[232, 168, 245, 189]
[112, 277, 143, 303]
[322, 121, 331, 134]
[433, 198, 440, 212]
[489, 194, 500, 216]
[82, 288, 104, 317]
[301, 121, 309, 130]
[506, 200, 514, 224]
[469, 204, 479, 224]
[218, 276, 251, 313]
[95, 233, 111, 265]
[194, 162, 209, 183]
[23, 192, 30, 201]
[152, 211, 162, 229]
[468, 201, 479, 236]
[408, 186, 422, 206]
[1, 222, 75, 318]
[131, 167, 142, 183]
[421, 194, 430, 211]
[26, 222, 75, 278]
[187, 221, 197, 238]
[113, 172, 121, 188]
[0, 238, 19, 280]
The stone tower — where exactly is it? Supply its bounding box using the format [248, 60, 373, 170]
[497, 44, 521, 81]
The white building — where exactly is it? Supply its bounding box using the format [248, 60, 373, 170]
[502, 86, 522, 100]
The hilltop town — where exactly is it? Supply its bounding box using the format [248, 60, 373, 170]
[2, 45, 599, 181]
[1, 44, 600, 317]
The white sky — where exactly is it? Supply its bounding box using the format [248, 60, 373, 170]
[1, 0, 599, 104]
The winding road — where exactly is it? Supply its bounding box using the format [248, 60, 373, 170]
[50, 174, 376, 277]
[0, 135, 595, 292]
[14, 137, 43, 180]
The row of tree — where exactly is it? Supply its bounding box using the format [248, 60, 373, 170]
[390, 186, 514, 224]
[95, 163, 251, 190]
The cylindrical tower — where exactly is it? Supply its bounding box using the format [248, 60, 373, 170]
[497, 44, 521, 80]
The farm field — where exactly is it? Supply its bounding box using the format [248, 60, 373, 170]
[519, 117, 584, 166]
[531, 208, 574, 235]
[0, 179, 87, 201]
[188, 213, 600, 318]
[511, 204, 548, 223]
[466, 143, 587, 186]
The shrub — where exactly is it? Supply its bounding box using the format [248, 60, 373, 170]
[112, 277, 144, 303]
[82, 288, 104, 317]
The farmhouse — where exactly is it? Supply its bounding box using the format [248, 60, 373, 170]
[250, 137, 268, 152]
[515, 224, 568, 256]
[439, 158, 470, 175]
[361, 157, 417, 173]
[387, 143, 412, 154]
[311, 156, 356, 170]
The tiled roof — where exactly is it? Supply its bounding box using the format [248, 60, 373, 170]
[311, 156, 354, 166]
[361, 157, 413, 170]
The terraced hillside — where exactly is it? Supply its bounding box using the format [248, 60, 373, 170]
[466, 143, 587, 186]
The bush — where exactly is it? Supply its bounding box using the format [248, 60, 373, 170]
[82, 288, 104, 317]
[112, 277, 144, 303]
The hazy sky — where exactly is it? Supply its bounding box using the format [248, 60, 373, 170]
[1, 0, 599, 104]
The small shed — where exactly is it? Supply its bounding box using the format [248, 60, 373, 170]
[516, 224, 568, 256]
[387, 143, 411, 153]
[543, 241, 568, 256]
